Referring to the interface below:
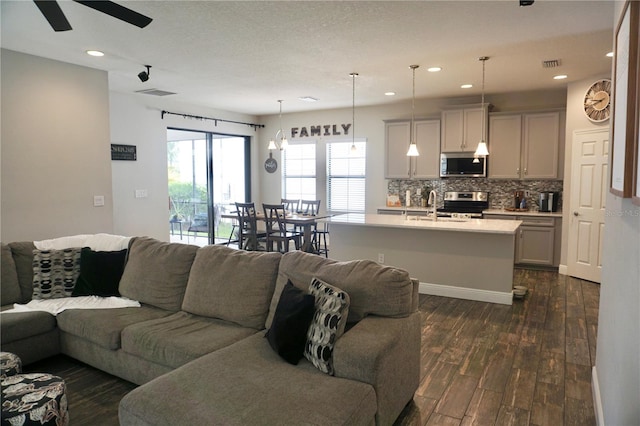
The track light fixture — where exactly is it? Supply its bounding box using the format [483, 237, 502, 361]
[138, 65, 151, 82]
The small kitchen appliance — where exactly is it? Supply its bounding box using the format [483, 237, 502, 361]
[514, 191, 524, 209]
[436, 191, 489, 218]
[539, 191, 560, 212]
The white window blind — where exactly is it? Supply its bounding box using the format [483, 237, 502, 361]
[282, 142, 316, 201]
[327, 140, 366, 213]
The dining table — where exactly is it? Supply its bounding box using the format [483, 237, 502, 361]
[221, 211, 334, 253]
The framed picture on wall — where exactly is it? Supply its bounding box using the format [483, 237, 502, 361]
[610, 0, 639, 197]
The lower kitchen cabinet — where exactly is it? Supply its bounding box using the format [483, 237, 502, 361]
[485, 213, 561, 267]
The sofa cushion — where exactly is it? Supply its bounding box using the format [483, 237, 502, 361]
[304, 277, 350, 375]
[118, 332, 377, 426]
[0, 310, 57, 343]
[119, 237, 198, 311]
[265, 280, 316, 365]
[56, 305, 171, 350]
[32, 248, 82, 300]
[267, 251, 414, 328]
[7, 242, 36, 303]
[121, 311, 257, 369]
[182, 245, 281, 330]
[72, 248, 127, 297]
[1, 244, 22, 306]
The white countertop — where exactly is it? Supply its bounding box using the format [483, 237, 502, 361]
[324, 214, 521, 235]
[483, 208, 563, 218]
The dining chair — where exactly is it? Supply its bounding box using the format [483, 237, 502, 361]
[280, 198, 300, 232]
[299, 199, 329, 257]
[234, 202, 267, 251]
[262, 203, 302, 253]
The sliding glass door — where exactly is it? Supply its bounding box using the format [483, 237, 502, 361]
[167, 128, 249, 246]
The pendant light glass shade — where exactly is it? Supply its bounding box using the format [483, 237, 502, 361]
[474, 57, 489, 157]
[407, 65, 420, 157]
[350, 72, 358, 153]
[268, 100, 288, 151]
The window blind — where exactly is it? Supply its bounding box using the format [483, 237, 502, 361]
[327, 140, 366, 213]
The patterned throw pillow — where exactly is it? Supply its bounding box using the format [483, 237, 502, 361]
[32, 248, 82, 299]
[304, 277, 350, 375]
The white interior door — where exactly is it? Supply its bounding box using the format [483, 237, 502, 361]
[568, 128, 609, 283]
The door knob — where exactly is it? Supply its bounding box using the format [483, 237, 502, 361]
[573, 211, 579, 216]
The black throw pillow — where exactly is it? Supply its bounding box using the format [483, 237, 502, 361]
[266, 280, 316, 365]
[72, 248, 127, 297]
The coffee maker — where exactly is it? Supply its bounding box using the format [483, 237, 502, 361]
[539, 191, 560, 212]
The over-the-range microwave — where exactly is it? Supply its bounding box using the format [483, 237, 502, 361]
[440, 152, 487, 178]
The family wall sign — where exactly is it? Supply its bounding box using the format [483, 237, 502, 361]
[290, 123, 352, 138]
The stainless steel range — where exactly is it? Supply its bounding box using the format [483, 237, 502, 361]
[436, 191, 489, 218]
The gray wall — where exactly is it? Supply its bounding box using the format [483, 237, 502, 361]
[1, 49, 113, 241]
[592, 2, 640, 424]
[109, 93, 259, 240]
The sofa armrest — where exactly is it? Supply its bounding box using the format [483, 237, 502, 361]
[333, 312, 421, 426]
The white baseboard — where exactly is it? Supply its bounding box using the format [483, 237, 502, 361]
[419, 282, 513, 305]
[558, 264, 568, 275]
[592, 366, 604, 426]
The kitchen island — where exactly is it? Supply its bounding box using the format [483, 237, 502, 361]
[322, 214, 522, 305]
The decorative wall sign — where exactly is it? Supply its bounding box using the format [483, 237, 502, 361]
[291, 123, 351, 138]
[264, 156, 278, 173]
[610, 0, 639, 197]
[111, 144, 137, 161]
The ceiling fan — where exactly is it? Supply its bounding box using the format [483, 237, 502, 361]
[34, 0, 152, 32]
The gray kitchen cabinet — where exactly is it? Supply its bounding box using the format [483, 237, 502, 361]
[384, 119, 440, 178]
[441, 105, 488, 152]
[484, 213, 561, 266]
[488, 111, 561, 179]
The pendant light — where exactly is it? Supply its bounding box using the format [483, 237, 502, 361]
[406, 65, 420, 157]
[474, 57, 490, 158]
[350, 72, 358, 153]
[268, 100, 288, 151]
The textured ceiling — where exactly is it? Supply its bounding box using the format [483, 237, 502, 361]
[1, 1, 615, 115]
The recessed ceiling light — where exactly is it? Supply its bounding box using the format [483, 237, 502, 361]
[461, 84, 473, 89]
[553, 74, 568, 80]
[427, 67, 442, 73]
[606, 51, 614, 58]
[385, 92, 396, 96]
[298, 96, 318, 102]
[86, 50, 104, 57]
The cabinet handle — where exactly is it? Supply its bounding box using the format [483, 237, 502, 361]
[573, 211, 579, 217]
[524, 168, 528, 175]
[516, 167, 520, 175]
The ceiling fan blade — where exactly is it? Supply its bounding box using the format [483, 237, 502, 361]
[33, 0, 72, 31]
[73, 0, 152, 28]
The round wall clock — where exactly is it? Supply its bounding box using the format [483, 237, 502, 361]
[583, 79, 611, 122]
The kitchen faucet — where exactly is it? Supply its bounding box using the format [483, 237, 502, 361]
[428, 190, 438, 221]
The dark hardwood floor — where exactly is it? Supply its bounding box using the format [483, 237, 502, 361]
[24, 269, 599, 426]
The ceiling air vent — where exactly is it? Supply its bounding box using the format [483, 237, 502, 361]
[542, 59, 561, 68]
[135, 88, 176, 96]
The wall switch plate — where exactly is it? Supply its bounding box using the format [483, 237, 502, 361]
[416, 188, 421, 196]
[93, 195, 105, 207]
[135, 189, 148, 198]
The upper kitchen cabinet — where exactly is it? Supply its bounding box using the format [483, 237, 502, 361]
[441, 104, 488, 152]
[385, 119, 440, 179]
[489, 111, 562, 179]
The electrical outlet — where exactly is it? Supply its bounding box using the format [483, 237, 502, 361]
[525, 190, 530, 197]
[93, 195, 105, 207]
[416, 188, 421, 196]
[378, 253, 385, 264]
[135, 189, 148, 198]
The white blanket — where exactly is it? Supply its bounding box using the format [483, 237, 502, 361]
[34, 233, 131, 251]
[2, 296, 140, 316]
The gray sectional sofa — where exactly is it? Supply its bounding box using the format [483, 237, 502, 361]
[1, 236, 420, 425]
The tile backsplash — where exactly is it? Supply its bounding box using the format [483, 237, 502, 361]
[388, 178, 563, 210]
